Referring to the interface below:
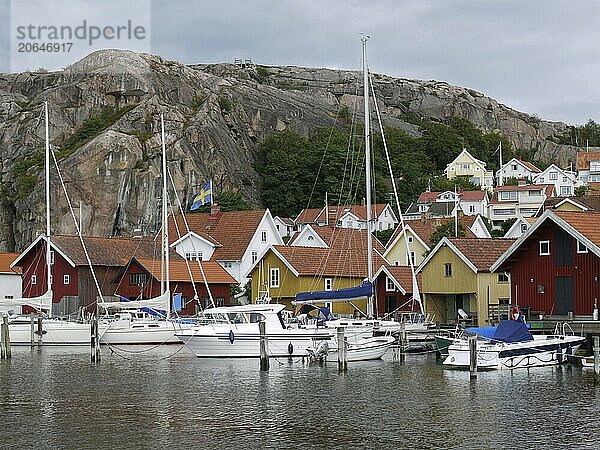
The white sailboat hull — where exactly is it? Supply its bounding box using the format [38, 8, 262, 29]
[177, 323, 333, 358]
[325, 336, 395, 362]
[443, 335, 585, 370]
[6, 319, 92, 346]
[99, 320, 184, 345]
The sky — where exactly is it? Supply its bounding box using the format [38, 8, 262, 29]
[3, 0, 600, 125]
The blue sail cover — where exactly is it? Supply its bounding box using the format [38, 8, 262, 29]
[491, 320, 533, 343]
[464, 326, 497, 339]
[294, 282, 373, 304]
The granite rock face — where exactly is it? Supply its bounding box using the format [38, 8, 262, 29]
[0, 50, 583, 251]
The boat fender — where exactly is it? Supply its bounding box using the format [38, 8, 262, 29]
[510, 306, 521, 320]
[34, 330, 47, 336]
[228, 330, 235, 344]
[288, 342, 294, 355]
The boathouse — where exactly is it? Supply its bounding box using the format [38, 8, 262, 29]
[491, 210, 600, 318]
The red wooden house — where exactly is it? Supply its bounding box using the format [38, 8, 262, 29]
[115, 257, 236, 315]
[373, 265, 422, 317]
[491, 210, 600, 317]
[11, 235, 162, 315]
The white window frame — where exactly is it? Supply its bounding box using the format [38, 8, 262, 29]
[31, 274, 37, 285]
[261, 230, 267, 242]
[539, 240, 550, 256]
[520, 224, 527, 233]
[386, 276, 395, 292]
[577, 241, 588, 254]
[224, 261, 233, 268]
[560, 186, 571, 196]
[64, 274, 70, 285]
[324, 278, 332, 291]
[49, 250, 55, 265]
[270, 268, 280, 288]
[549, 171, 558, 181]
[185, 251, 202, 261]
[406, 251, 416, 266]
[500, 191, 518, 200]
[251, 251, 258, 264]
[498, 273, 509, 283]
[407, 235, 413, 244]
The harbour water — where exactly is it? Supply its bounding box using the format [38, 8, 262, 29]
[1, 346, 599, 449]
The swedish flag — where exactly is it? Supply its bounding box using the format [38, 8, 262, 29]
[190, 181, 212, 210]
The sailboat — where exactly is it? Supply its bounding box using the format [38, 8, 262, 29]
[1, 102, 92, 345]
[98, 114, 187, 345]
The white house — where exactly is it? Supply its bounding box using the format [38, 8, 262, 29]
[488, 184, 555, 229]
[503, 217, 536, 239]
[169, 209, 284, 289]
[0, 253, 22, 312]
[444, 148, 494, 191]
[273, 216, 295, 239]
[577, 151, 600, 184]
[495, 158, 541, 185]
[405, 190, 488, 219]
[288, 225, 329, 248]
[295, 203, 398, 231]
[532, 164, 578, 197]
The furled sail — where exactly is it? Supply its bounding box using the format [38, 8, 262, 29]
[292, 282, 373, 306]
[0, 289, 53, 311]
[99, 291, 170, 311]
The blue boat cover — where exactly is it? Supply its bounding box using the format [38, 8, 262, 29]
[491, 320, 533, 343]
[295, 282, 373, 303]
[464, 326, 496, 339]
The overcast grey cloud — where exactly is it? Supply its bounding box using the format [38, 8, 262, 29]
[4, 0, 599, 124]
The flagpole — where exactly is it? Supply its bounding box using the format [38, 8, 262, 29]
[498, 141, 503, 187]
[454, 184, 458, 238]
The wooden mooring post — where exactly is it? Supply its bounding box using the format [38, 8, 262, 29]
[1, 315, 11, 360]
[469, 335, 477, 379]
[30, 314, 36, 348]
[37, 315, 43, 346]
[90, 314, 100, 363]
[594, 336, 600, 384]
[399, 322, 406, 363]
[259, 321, 269, 371]
[337, 327, 348, 373]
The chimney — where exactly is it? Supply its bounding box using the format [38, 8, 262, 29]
[210, 203, 221, 219]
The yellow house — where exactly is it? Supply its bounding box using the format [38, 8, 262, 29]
[444, 148, 494, 191]
[417, 237, 514, 325]
[249, 226, 386, 317]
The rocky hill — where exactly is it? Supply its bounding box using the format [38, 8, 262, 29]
[0, 49, 586, 251]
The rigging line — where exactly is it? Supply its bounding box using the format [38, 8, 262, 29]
[51, 148, 106, 313]
[369, 72, 423, 312]
[167, 168, 214, 310]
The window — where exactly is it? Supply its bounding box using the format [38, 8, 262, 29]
[537, 284, 545, 294]
[539, 177, 545, 183]
[63, 274, 70, 285]
[520, 224, 528, 233]
[406, 251, 416, 266]
[495, 208, 515, 216]
[560, 186, 571, 196]
[386, 276, 395, 292]
[459, 163, 471, 170]
[270, 268, 280, 288]
[31, 274, 37, 285]
[324, 278, 332, 291]
[224, 261, 233, 268]
[261, 230, 267, 242]
[307, 235, 314, 241]
[325, 301, 332, 311]
[4, 295, 13, 299]
[591, 161, 600, 172]
[129, 273, 147, 286]
[216, 297, 225, 307]
[444, 263, 452, 277]
[49, 250, 55, 265]
[251, 251, 258, 264]
[500, 191, 518, 200]
[577, 241, 588, 254]
[469, 205, 475, 213]
[498, 273, 509, 283]
[562, 176, 567, 182]
[185, 251, 202, 261]
[407, 236, 413, 244]
[394, 260, 400, 266]
[549, 172, 558, 180]
[539, 240, 550, 256]
[511, 164, 517, 171]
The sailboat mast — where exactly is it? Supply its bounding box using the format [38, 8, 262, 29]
[44, 101, 52, 315]
[161, 114, 171, 319]
[362, 35, 374, 318]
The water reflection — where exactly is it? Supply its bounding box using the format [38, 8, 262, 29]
[1, 348, 600, 449]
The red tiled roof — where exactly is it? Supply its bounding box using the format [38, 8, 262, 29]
[577, 151, 600, 170]
[417, 192, 439, 203]
[380, 265, 422, 293]
[553, 211, 600, 247]
[272, 227, 386, 278]
[295, 204, 390, 224]
[50, 235, 166, 266]
[518, 159, 542, 173]
[0, 253, 20, 274]
[295, 207, 324, 224]
[459, 190, 487, 201]
[449, 238, 515, 272]
[135, 257, 237, 284]
[168, 210, 266, 261]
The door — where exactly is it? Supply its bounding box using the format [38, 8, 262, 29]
[555, 276, 574, 315]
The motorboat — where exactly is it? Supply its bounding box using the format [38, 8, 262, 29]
[443, 320, 585, 370]
[176, 304, 334, 357]
[306, 335, 395, 362]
